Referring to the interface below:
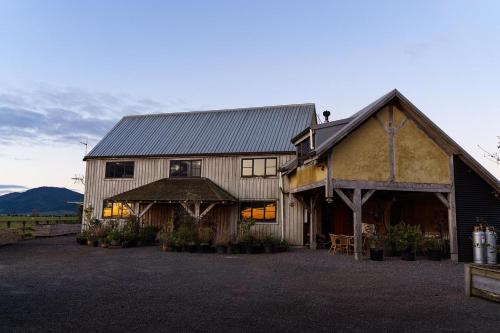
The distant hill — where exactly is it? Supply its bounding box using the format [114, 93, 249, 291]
[0, 187, 83, 215]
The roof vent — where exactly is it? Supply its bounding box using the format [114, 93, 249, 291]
[322, 110, 331, 123]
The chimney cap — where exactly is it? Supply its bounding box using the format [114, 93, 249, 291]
[322, 110, 331, 122]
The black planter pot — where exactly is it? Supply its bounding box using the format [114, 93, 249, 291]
[199, 243, 211, 253]
[263, 243, 274, 254]
[76, 237, 87, 245]
[174, 245, 183, 252]
[216, 245, 227, 254]
[243, 243, 253, 254]
[427, 249, 442, 261]
[227, 244, 239, 254]
[401, 250, 416, 261]
[370, 248, 384, 261]
[187, 244, 198, 253]
[168, 244, 175, 252]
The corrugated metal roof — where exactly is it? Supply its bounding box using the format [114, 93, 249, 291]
[85, 103, 316, 159]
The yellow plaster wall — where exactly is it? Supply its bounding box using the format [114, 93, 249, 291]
[332, 115, 391, 181]
[289, 163, 326, 189]
[394, 119, 450, 184]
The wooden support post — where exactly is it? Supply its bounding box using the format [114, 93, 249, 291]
[448, 156, 458, 262]
[361, 189, 376, 205]
[353, 189, 362, 260]
[309, 195, 318, 249]
[434, 192, 450, 209]
[334, 188, 354, 211]
[180, 202, 196, 218]
[325, 152, 333, 198]
[194, 202, 200, 219]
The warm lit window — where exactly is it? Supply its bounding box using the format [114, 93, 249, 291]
[105, 162, 134, 178]
[240, 201, 277, 223]
[170, 160, 202, 177]
[102, 202, 131, 218]
[241, 158, 277, 177]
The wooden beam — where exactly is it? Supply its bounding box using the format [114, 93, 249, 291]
[138, 202, 154, 218]
[180, 202, 196, 218]
[194, 202, 200, 218]
[352, 188, 363, 260]
[123, 202, 136, 216]
[289, 180, 325, 194]
[448, 155, 458, 262]
[334, 188, 354, 211]
[374, 114, 389, 133]
[361, 189, 376, 205]
[325, 152, 333, 198]
[199, 203, 216, 219]
[332, 179, 451, 193]
[388, 105, 395, 182]
[434, 192, 450, 209]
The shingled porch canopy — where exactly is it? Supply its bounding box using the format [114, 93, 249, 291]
[105, 177, 237, 222]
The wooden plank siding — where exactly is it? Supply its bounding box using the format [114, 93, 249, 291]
[83, 154, 306, 245]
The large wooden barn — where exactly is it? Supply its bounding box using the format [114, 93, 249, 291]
[83, 90, 499, 261]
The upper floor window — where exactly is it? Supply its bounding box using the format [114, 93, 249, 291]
[102, 202, 131, 218]
[297, 139, 311, 165]
[105, 162, 134, 179]
[170, 160, 201, 177]
[241, 158, 277, 177]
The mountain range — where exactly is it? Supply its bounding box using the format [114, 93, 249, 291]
[0, 187, 83, 215]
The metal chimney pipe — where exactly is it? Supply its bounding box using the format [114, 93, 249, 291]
[323, 110, 331, 123]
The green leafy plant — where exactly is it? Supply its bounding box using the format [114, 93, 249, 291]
[389, 222, 423, 254]
[122, 216, 140, 242]
[367, 233, 388, 250]
[238, 217, 256, 243]
[140, 225, 160, 245]
[262, 234, 279, 245]
[198, 226, 214, 244]
[421, 236, 442, 252]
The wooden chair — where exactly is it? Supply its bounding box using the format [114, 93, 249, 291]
[329, 234, 350, 255]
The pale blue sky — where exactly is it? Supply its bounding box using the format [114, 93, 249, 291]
[0, 0, 499, 194]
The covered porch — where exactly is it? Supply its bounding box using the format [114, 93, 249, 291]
[105, 177, 237, 241]
[296, 181, 457, 261]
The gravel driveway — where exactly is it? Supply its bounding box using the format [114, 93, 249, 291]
[0, 236, 498, 332]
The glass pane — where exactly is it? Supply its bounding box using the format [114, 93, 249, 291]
[112, 203, 121, 217]
[180, 161, 190, 177]
[242, 159, 252, 168]
[265, 158, 276, 176]
[242, 167, 252, 176]
[122, 203, 130, 217]
[103, 202, 112, 217]
[124, 163, 134, 177]
[253, 159, 265, 176]
[240, 203, 252, 220]
[170, 161, 181, 177]
[191, 160, 201, 177]
[252, 206, 265, 220]
[264, 202, 276, 221]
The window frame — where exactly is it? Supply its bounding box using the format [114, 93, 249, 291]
[169, 159, 202, 178]
[240, 157, 277, 178]
[239, 200, 278, 224]
[102, 201, 131, 219]
[105, 161, 135, 179]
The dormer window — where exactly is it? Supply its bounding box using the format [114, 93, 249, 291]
[297, 138, 311, 165]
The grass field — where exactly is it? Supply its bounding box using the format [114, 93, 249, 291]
[0, 216, 80, 229]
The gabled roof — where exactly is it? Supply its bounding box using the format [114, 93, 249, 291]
[107, 177, 237, 202]
[85, 103, 317, 159]
[313, 89, 499, 191]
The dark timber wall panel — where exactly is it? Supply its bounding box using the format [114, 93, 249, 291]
[454, 157, 500, 262]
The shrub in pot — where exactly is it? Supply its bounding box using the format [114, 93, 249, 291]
[158, 228, 174, 252]
[198, 226, 214, 253]
[277, 239, 289, 252]
[139, 225, 160, 246]
[262, 235, 278, 254]
[390, 222, 422, 261]
[107, 229, 122, 247]
[368, 234, 387, 261]
[215, 242, 227, 254]
[421, 237, 443, 261]
[76, 233, 88, 245]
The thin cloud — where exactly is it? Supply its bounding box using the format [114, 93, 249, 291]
[0, 86, 185, 146]
[0, 184, 28, 196]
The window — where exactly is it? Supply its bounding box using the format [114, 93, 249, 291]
[297, 139, 311, 165]
[170, 160, 201, 177]
[105, 162, 134, 178]
[102, 202, 131, 218]
[240, 201, 277, 223]
[241, 158, 277, 177]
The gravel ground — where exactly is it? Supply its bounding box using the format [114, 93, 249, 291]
[0, 236, 498, 333]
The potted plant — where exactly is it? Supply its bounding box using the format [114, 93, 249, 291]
[121, 216, 139, 248]
[422, 237, 443, 261]
[76, 232, 88, 245]
[107, 229, 122, 247]
[390, 223, 422, 261]
[368, 234, 387, 261]
[158, 228, 173, 252]
[139, 225, 160, 246]
[198, 226, 214, 253]
[277, 239, 289, 252]
[215, 242, 228, 254]
[174, 237, 186, 252]
[238, 217, 256, 254]
[262, 235, 278, 254]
